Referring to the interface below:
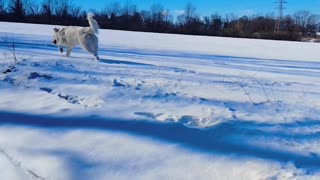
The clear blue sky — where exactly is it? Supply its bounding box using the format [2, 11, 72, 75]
[75, 0, 320, 16]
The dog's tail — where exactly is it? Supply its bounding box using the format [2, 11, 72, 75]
[87, 13, 99, 34]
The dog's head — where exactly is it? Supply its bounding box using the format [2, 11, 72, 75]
[52, 28, 60, 45]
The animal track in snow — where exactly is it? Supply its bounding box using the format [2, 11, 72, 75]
[28, 72, 53, 80]
[40, 87, 102, 108]
[134, 112, 163, 119]
[0, 149, 46, 180]
[2, 66, 17, 74]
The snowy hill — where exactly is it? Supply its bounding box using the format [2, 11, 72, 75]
[0, 22, 320, 179]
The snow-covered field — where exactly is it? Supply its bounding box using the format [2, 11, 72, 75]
[0, 22, 320, 179]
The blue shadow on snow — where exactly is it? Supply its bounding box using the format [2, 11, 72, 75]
[0, 112, 320, 171]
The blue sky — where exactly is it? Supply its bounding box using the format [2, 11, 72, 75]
[76, 0, 320, 16]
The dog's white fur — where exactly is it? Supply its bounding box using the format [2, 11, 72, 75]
[53, 13, 99, 60]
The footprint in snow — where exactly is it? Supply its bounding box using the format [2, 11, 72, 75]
[57, 93, 80, 104]
[40, 87, 101, 107]
[178, 115, 199, 127]
[40, 87, 79, 104]
[134, 112, 164, 119]
[40, 87, 53, 93]
[112, 79, 126, 87]
[28, 72, 53, 80]
[2, 66, 17, 74]
[224, 102, 237, 119]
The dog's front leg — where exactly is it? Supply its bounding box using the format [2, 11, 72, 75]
[57, 42, 63, 53]
[58, 46, 63, 53]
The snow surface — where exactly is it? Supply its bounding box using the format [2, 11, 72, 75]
[0, 22, 320, 179]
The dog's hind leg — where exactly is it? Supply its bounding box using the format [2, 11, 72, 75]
[79, 34, 99, 60]
[86, 42, 99, 60]
[90, 36, 99, 60]
[90, 41, 99, 60]
[94, 54, 99, 60]
[86, 36, 99, 60]
[91, 46, 99, 60]
[66, 48, 72, 57]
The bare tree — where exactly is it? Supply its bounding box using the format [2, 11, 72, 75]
[121, 0, 136, 16]
[54, 0, 70, 17]
[70, 5, 81, 18]
[106, 1, 121, 16]
[150, 4, 164, 22]
[306, 14, 320, 35]
[148, 4, 165, 31]
[211, 14, 223, 34]
[185, 2, 196, 21]
[26, 0, 41, 16]
[8, 0, 25, 18]
[224, 13, 238, 23]
[176, 2, 197, 26]
[293, 10, 320, 35]
[41, 0, 55, 16]
[163, 9, 173, 23]
[293, 10, 310, 31]
[0, 0, 6, 15]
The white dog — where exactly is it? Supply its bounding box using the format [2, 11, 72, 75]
[52, 13, 100, 60]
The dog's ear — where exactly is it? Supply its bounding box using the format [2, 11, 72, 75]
[53, 28, 59, 32]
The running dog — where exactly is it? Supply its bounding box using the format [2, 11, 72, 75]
[52, 13, 99, 60]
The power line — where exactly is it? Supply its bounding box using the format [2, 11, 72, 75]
[274, 0, 287, 32]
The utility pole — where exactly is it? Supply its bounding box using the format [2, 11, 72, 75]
[274, 0, 287, 32]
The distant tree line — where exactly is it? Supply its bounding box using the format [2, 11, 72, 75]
[1, 0, 320, 41]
